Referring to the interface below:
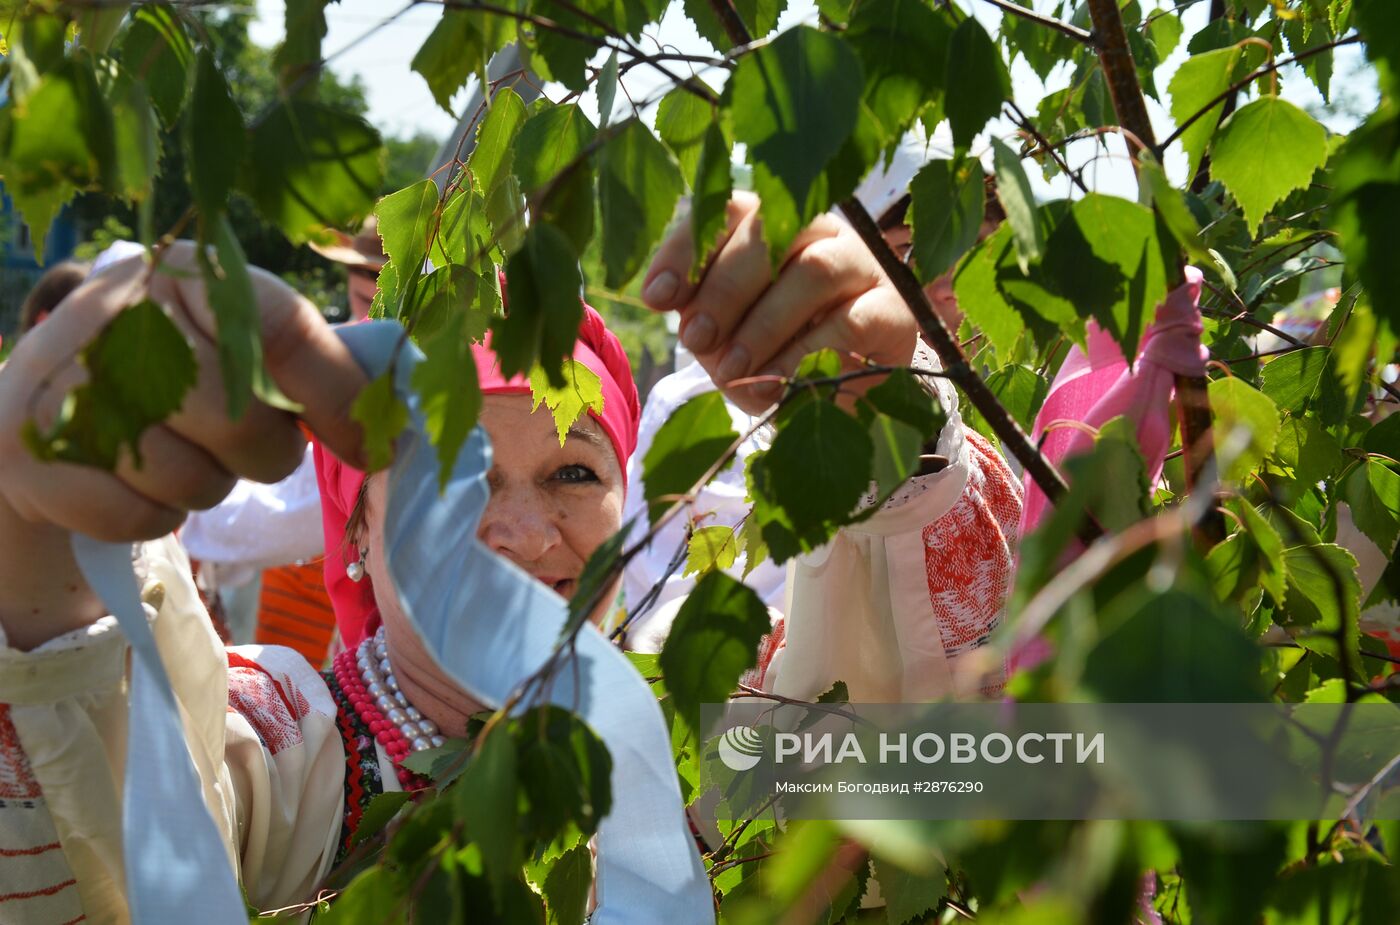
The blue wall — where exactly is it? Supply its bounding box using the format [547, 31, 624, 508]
[0, 184, 80, 338]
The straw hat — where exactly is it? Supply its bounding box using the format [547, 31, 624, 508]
[309, 216, 387, 270]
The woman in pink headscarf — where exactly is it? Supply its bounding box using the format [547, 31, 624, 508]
[0, 185, 1022, 920]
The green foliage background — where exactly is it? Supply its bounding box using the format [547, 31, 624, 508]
[3, 0, 1400, 922]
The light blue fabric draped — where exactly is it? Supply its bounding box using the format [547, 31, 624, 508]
[73, 320, 713, 924]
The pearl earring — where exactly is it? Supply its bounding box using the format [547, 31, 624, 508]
[346, 547, 368, 582]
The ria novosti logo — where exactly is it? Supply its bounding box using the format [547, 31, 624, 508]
[718, 725, 765, 771]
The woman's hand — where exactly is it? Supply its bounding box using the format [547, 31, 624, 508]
[0, 242, 367, 648]
[640, 192, 918, 414]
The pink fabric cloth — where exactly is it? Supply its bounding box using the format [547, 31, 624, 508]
[1018, 266, 1207, 539]
[314, 303, 641, 648]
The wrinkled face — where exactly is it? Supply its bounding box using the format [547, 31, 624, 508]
[363, 393, 625, 615]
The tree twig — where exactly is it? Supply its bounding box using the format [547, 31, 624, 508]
[1158, 34, 1362, 155]
[1084, 0, 1226, 549]
[977, 0, 1095, 45]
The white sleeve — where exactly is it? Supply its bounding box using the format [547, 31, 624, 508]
[181, 447, 325, 573]
[0, 536, 344, 923]
[761, 425, 1021, 702]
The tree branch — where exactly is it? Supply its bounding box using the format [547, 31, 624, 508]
[1005, 99, 1089, 195]
[977, 0, 1095, 45]
[1084, 0, 1226, 549]
[703, 0, 1084, 530]
[837, 198, 1085, 526]
[1158, 34, 1361, 156]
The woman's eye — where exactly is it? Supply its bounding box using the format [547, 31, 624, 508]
[555, 464, 599, 483]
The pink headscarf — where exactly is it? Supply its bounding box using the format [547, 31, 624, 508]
[314, 303, 641, 647]
[1019, 266, 1208, 539]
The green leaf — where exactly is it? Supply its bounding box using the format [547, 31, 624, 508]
[1168, 45, 1244, 178]
[242, 100, 384, 246]
[989, 137, 1041, 272]
[1282, 543, 1362, 671]
[1, 58, 114, 262]
[1330, 300, 1379, 408]
[100, 61, 158, 203]
[431, 186, 498, 275]
[1332, 113, 1400, 338]
[514, 706, 612, 841]
[1139, 155, 1213, 266]
[275, 0, 328, 97]
[1146, 12, 1184, 59]
[1259, 346, 1330, 414]
[1364, 411, 1400, 459]
[1268, 415, 1343, 486]
[952, 225, 1027, 359]
[412, 10, 496, 114]
[1208, 377, 1281, 481]
[596, 50, 619, 129]
[842, 0, 951, 144]
[350, 791, 411, 847]
[863, 367, 945, 437]
[655, 79, 725, 189]
[729, 26, 863, 264]
[1210, 97, 1329, 235]
[1342, 459, 1400, 553]
[495, 223, 584, 383]
[408, 265, 492, 346]
[376, 179, 440, 314]
[513, 103, 597, 254]
[351, 371, 409, 473]
[738, 515, 770, 580]
[683, 0, 785, 52]
[641, 391, 739, 523]
[197, 216, 262, 420]
[874, 857, 946, 925]
[529, 358, 605, 447]
[1231, 499, 1288, 606]
[563, 522, 631, 639]
[761, 400, 873, 534]
[398, 738, 471, 781]
[318, 867, 405, 925]
[908, 158, 985, 283]
[1041, 194, 1173, 362]
[186, 50, 243, 221]
[659, 571, 771, 732]
[866, 411, 923, 500]
[120, 3, 193, 128]
[456, 725, 520, 902]
[1082, 589, 1264, 702]
[542, 843, 592, 925]
[1353, 0, 1400, 77]
[1266, 859, 1397, 925]
[943, 15, 1009, 152]
[413, 312, 483, 490]
[686, 525, 739, 577]
[692, 121, 734, 274]
[24, 300, 197, 471]
[1175, 827, 1287, 925]
[985, 365, 1048, 434]
[597, 120, 684, 288]
[470, 88, 528, 198]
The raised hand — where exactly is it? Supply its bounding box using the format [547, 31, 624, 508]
[640, 192, 918, 414]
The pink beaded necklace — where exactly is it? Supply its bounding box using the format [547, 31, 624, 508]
[331, 626, 445, 791]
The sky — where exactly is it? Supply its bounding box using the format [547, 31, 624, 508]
[250, 0, 1378, 202]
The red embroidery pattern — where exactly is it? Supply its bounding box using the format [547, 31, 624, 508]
[921, 432, 1022, 656]
[0, 878, 77, 902]
[0, 842, 60, 857]
[744, 619, 787, 690]
[0, 705, 41, 801]
[226, 654, 311, 756]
